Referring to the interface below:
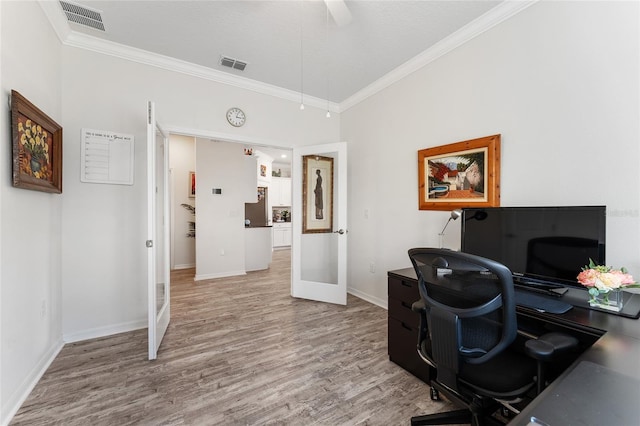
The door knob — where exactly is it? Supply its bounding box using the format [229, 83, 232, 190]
[334, 229, 346, 235]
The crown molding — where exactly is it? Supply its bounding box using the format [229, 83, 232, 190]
[64, 31, 340, 112]
[339, 0, 538, 112]
[39, 0, 535, 115]
[38, 1, 339, 112]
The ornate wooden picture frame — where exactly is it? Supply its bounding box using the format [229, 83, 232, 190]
[418, 134, 500, 211]
[302, 155, 333, 233]
[11, 90, 63, 193]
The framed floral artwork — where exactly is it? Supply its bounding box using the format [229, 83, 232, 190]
[11, 90, 63, 193]
[302, 155, 333, 233]
[418, 134, 500, 211]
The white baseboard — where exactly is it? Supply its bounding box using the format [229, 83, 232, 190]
[348, 287, 387, 310]
[63, 319, 146, 343]
[173, 263, 195, 270]
[1, 339, 64, 426]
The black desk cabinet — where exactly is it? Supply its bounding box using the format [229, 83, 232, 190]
[389, 268, 640, 425]
[388, 271, 431, 383]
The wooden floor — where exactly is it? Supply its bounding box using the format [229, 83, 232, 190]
[11, 250, 454, 425]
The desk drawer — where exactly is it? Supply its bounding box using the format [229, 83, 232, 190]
[388, 296, 420, 327]
[388, 317, 431, 383]
[388, 276, 420, 303]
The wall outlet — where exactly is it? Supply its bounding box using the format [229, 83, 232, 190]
[40, 300, 47, 318]
[220, 249, 225, 256]
[369, 262, 376, 273]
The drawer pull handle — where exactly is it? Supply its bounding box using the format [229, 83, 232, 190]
[401, 301, 411, 309]
[400, 281, 412, 288]
[401, 322, 412, 331]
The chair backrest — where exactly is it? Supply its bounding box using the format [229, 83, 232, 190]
[408, 248, 518, 392]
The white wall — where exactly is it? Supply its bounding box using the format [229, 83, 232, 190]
[1, 5, 338, 415]
[5, 0, 637, 422]
[169, 135, 196, 269]
[255, 151, 273, 187]
[58, 46, 339, 341]
[342, 1, 640, 306]
[195, 139, 249, 279]
[0, 2, 64, 423]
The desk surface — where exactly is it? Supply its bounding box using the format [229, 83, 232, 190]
[388, 268, 640, 426]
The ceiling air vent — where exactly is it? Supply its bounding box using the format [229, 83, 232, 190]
[220, 56, 247, 71]
[60, 1, 105, 31]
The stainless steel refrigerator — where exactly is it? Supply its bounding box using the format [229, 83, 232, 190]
[244, 187, 269, 227]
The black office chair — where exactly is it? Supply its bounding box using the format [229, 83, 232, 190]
[408, 248, 578, 426]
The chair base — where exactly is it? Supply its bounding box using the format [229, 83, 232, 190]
[411, 408, 471, 425]
[411, 401, 507, 426]
[411, 408, 506, 426]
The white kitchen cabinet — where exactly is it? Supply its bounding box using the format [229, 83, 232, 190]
[270, 177, 291, 207]
[272, 222, 292, 247]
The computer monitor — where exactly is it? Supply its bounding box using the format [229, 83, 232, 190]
[460, 206, 606, 288]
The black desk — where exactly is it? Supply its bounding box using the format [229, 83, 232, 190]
[513, 331, 640, 425]
[387, 268, 640, 426]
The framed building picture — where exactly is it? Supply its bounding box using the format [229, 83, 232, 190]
[418, 134, 501, 211]
[11, 90, 63, 193]
[302, 155, 333, 233]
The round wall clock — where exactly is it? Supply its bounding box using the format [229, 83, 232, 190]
[226, 107, 246, 127]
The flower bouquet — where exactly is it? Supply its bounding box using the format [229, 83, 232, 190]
[577, 259, 639, 312]
[18, 118, 51, 179]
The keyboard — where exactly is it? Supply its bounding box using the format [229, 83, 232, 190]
[514, 289, 572, 314]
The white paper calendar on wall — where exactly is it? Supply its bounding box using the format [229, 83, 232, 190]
[81, 128, 134, 185]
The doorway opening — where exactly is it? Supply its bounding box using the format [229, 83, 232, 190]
[166, 132, 293, 282]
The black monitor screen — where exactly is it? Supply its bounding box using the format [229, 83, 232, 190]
[460, 206, 606, 287]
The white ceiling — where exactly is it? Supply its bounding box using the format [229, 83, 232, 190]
[47, 0, 505, 106]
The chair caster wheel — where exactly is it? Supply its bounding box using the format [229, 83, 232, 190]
[430, 387, 440, 401]
[501, 407, 511, 418]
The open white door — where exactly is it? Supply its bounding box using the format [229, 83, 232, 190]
[147, 101, 170, 360]
[291, 142, 347, 305]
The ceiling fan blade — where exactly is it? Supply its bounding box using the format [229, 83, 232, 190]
[324, 0, 352, 27]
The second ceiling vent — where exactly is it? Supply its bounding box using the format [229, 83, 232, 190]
[220, 56, 247, 71]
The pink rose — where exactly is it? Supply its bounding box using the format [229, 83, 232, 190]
[577, 269, 598, 287]
[611, 270, 635, 286]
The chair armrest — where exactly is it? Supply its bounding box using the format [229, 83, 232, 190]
[412, 299, 425, 313]
[525, 332, 579, 362]
[411, 299, 429, 355]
